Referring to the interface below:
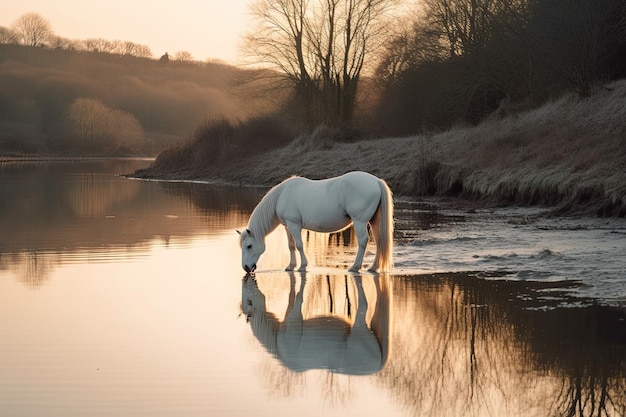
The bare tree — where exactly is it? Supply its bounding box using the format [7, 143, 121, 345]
[376, 13, 448, 84]
[120, 41, 153, 58]
[49, 36, 74, 50]
[0, 26, 19, 45]
[421, 0, 510, 58]
[11, 12, 54, 47]
[78, 38, 118, 53]
[244, 0, 314, 123]
[527, 0, 624, 97]
[245, 0, 398, 127]
[173, 51, 194, 62]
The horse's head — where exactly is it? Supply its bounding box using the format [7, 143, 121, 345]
[240, 275, 266, 321]
[237, 228, 265, 274]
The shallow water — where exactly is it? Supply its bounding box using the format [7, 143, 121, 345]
[394, 200, 626, 307]
[1, 159, 625, 417]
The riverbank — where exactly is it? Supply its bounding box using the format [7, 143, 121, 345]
[134, 80, 626, 217]
[0, 155, 155, 164]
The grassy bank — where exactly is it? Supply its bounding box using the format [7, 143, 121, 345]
[136, 80, 626, 216]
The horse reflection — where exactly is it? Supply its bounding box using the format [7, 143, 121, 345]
[241, 273, 391, 375]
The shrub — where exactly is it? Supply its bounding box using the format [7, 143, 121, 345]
[149, 115, 297, 175]
[62, 97, 145, 154]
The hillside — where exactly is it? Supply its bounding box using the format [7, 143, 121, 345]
[0, 44, 276, 155]
[137, 80, 626, 216]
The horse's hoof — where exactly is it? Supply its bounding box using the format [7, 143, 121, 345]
[285, 266, 295, 271]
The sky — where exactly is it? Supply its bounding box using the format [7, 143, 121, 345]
[1, 0, 255, 64]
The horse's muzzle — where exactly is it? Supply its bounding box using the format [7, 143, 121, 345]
[244, 264, 257, 274]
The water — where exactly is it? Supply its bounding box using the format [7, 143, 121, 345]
[394, 201, 626, 307]
[1, 159, 625, 417]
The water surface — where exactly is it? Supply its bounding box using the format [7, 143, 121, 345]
[1, 159, 624, 416]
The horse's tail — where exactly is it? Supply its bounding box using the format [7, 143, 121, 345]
[371, 274, 393, 368]
[376, 178, 394, 272]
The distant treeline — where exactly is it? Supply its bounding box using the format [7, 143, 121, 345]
[372, 0, 626, 135]
[1, 12, 155, 58]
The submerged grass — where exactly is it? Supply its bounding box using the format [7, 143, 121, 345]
[139, 80, 626, 216]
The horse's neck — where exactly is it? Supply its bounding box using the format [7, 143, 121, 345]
[249, 305, 280, 357]
[248, 184, 282, 238]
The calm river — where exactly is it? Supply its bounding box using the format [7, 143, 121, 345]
[1, 159, 625, 417]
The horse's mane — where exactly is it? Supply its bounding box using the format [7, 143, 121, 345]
[245, 180, 285, 239]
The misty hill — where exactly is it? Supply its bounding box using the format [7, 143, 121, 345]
[0, 44, 276, 155]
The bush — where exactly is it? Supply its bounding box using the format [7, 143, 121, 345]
[149, 115, 297, 176]
[62, 97, 145, 154]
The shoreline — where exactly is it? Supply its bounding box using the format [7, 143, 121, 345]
[0, 155, 155, 164]
[132, 80, 626, 217]
[131, 134, 624, 218]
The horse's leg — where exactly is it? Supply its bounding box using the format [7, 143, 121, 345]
[285, 226, 297, 271]
[346, 275, 381, 367]
[286, 221, 308, 271]
[283, 274, 305, 335]
[285, 272, 297, 314]
[349, 221, 369, 272]
[353, 275, 369, 330]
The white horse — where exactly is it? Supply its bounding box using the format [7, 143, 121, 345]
[238, 171, 393, 273]
[241, 273, 391, 375]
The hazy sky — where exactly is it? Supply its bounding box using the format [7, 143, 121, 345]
[1, 0, 255, 63]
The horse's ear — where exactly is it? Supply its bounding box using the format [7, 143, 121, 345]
[236, 229, 241, 235]
[246, 229, 252, 236]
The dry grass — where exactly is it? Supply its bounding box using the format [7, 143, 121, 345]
[147, 80, 626, 216]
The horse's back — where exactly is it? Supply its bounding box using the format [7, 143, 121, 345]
[286, 171, 381, 200]
[277, 317, 382, 373]
[279, 172, 382, 224]
[339, 171, 381, 186]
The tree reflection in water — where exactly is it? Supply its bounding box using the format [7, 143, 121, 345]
[383, 274, 626, 417]
[0, 251, 58, 287]
[0, 161, 253, 286]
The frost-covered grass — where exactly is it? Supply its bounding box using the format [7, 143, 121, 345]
[142, 80, 626, 216]
[431, 80, 626, 215]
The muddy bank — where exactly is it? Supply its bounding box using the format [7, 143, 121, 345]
[134, 80, 626, 217]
